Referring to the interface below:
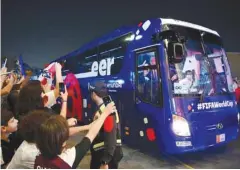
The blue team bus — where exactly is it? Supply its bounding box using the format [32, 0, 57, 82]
[51, 18, 239, 154]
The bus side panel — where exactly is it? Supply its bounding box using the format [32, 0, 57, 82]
[120, 45, 167, 155]
[157, 44, 178, 154]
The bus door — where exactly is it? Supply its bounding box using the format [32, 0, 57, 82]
[133, 46, 164, 153]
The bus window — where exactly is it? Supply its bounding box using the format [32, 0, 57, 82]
[99, 33, 131, 75]
[110, 47, 125, 75]
[77, 48, 98, 73]
[65, 56, 79, 74]
[99, 46, 125, 75]
[136, 49, 161, 105]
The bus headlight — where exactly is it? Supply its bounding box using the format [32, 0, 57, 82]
[238, 113, 240, 124]
[172, 114, 191, 137]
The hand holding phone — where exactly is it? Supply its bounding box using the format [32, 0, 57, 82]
[102, 95, 116, 115]
[59, 82, 65, 93]
[59, 82, 68, 103]
[2, 58, 7, 68]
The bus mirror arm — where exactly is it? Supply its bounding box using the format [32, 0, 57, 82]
[167, 43, 184, 63]
[151, 30, 185, 43]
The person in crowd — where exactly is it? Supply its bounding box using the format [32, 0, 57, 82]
[1, 66, 8, 89]
[9, 80, 69, 154]
[7, 90, 19, 118]
[89, 81, 123, 169]
[10, 70, 32, 92]
[1, 72, 17, 96]
[17, 80, 46, 116]
[6, 110, 51, 169]
[0, 108, 18, 167]
[38, 62, 63, 108]
[234, 80, 240, 111]
[7, 96, 89, 169]
[18, 79, 66, 117]
[233, 77, 239, 91]
[34, 102, 117, 169]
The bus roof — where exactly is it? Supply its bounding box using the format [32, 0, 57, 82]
[160, 18, 220, 36]
[53, 26, 135, 62]
[52, 18, 220, 63]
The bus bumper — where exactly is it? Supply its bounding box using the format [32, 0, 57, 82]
[165, 127, 239, 154]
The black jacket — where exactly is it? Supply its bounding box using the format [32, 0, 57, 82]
[90, 104, 122, 164]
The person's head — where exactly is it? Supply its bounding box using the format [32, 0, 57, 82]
[1, 108, 18, 135]
[19, 109, 51, 143]
[185, 70, 194, 81]
[36, 115, 69, 159]
[150, 56, 156, 65]
[89, 81, 108, 103]
[233, 77, 239, 85]
[11, 84, 21, 91]
[18, 80, 44, 115]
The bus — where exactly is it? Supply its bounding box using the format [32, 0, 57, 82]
[51, 18, 239, 154]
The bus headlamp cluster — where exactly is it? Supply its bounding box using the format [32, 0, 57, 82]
[172, 114, 191, 137]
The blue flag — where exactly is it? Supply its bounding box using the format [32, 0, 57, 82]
[18, 55, 25, 77]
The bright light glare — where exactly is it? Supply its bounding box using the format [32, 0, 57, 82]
[238, 113, 240, 124]
[135, 35, 142, 40]
[172, 115, 191, 137]
[125, 35, 135, 41]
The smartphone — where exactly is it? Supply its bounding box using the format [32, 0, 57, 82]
[59, 82, 65, 93]
[102, 95, 115, 115]
[2, 58, 7, 68]
[102, 95, 112, 105]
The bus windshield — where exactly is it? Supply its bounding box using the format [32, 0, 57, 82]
[168, 27, 234, 96]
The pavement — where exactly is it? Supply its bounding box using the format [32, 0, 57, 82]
[67, 130, 240, 169]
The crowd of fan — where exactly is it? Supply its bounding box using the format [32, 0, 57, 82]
[0, 63, 119, 169]
[1, 60, 239, 169]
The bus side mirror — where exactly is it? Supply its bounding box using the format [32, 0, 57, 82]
[168, 43, 184, 63]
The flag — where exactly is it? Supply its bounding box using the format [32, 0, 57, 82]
[18, 55, 25, 77]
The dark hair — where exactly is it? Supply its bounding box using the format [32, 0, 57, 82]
[11, 84, 21, 91]
[1, 108, 14, 126]
[36, 115, 69, 159]
[18, 80, 44, 116]
[7, 90, 19, 117]
[19, 109, 51, 143]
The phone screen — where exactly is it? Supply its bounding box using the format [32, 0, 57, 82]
[102, 95, 115, 115]
[59, 82, 65, 93]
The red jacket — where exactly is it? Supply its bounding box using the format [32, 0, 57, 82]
[235, 87, 240, 104]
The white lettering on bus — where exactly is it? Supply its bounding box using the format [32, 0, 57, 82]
[197, 100, 234, 110]
[75, 57, 115, 79]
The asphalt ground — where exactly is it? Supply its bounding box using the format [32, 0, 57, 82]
[67, 130, 240, 169]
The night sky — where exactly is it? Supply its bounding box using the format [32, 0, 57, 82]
[2, 0, 240, 68]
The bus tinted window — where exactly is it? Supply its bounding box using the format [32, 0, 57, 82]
[65, 48, 98, 74]
[65, 56, 79, 74]
[136, 50, 161, 105]
[78, 48, 98, 73]
[99, 33, 131, 75]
